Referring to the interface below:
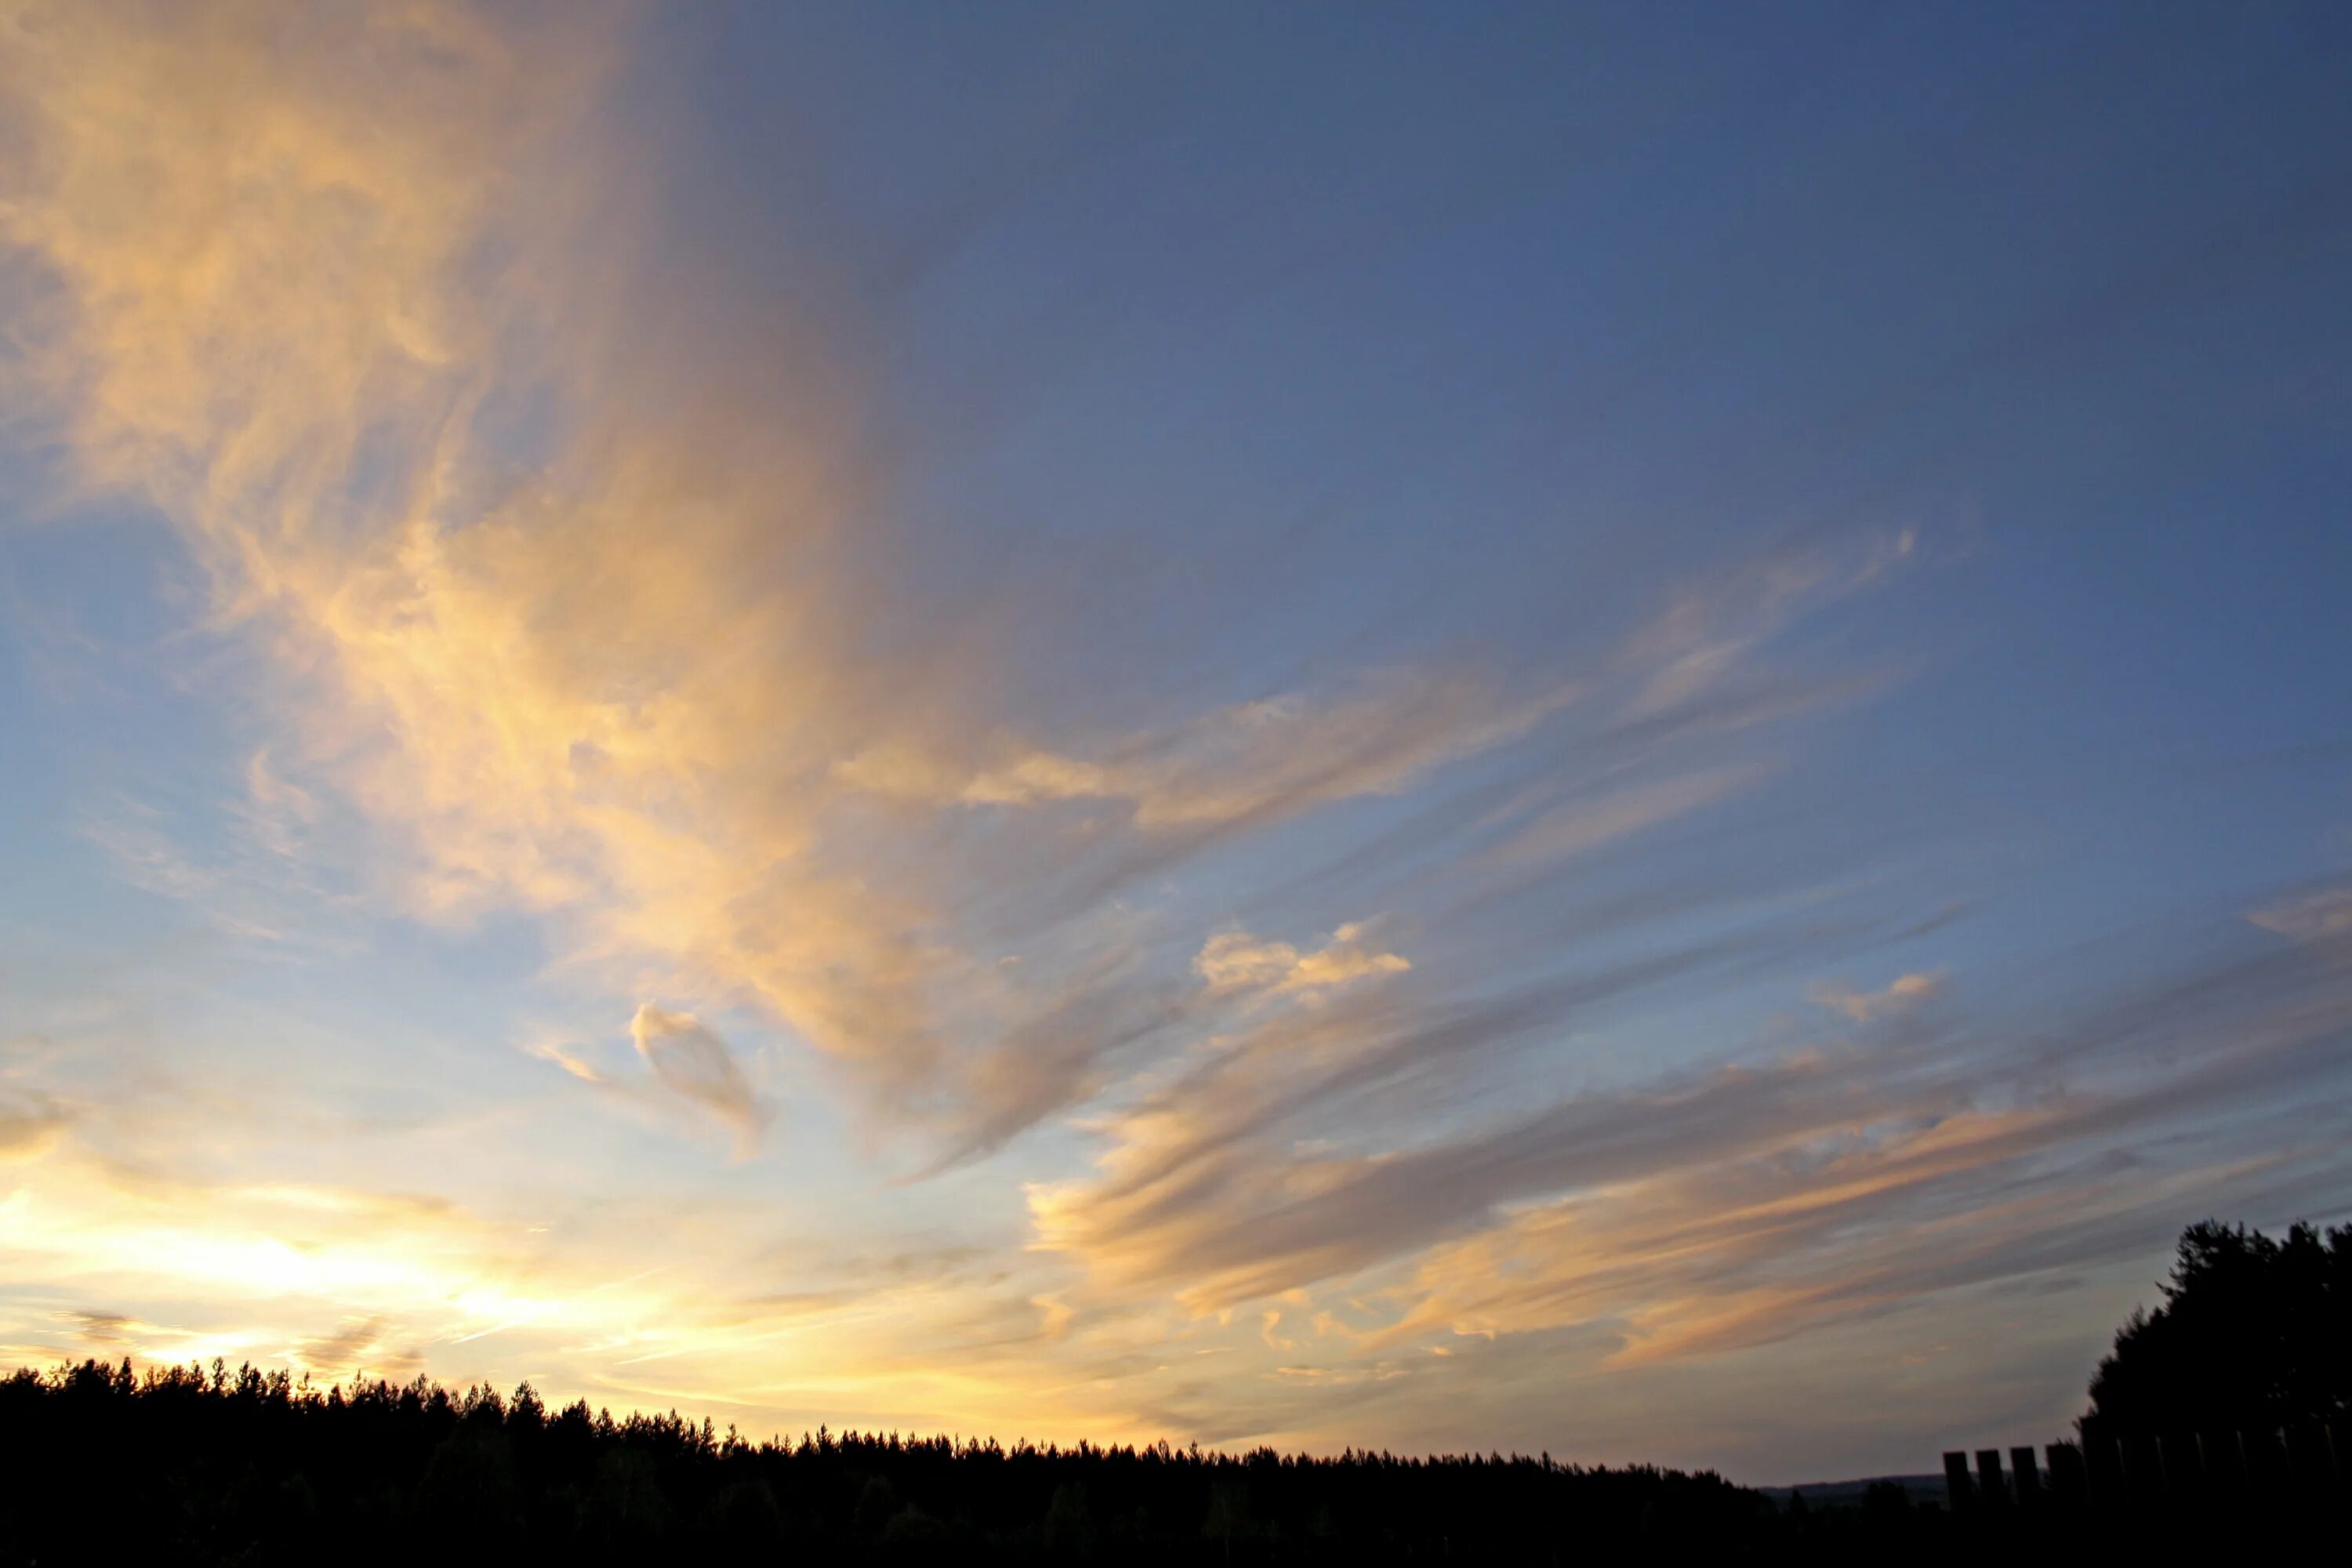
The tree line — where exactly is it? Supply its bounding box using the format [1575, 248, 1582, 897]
[2, 1218, 2339, 1562]
[0, 1358, 1769, 1563]
[2081, 1218, 2350, 1446]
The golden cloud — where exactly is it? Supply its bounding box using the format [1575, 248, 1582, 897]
[1, 0, 1566, 1161]
[1194, 923, 1410, 1000]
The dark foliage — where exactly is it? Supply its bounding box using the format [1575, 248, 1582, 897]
[0, 1359, 1777, 1564]
[2083, 1218, 2352, 1442]
[12, 1220, 2343, 1566]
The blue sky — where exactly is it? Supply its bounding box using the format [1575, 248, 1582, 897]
[1, 1, 2347, 1483]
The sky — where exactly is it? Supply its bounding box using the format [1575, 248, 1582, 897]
[1, 1, 2348, 1485]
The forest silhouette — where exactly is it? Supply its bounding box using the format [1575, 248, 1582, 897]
[2082, 1218, 2350, 1443]
[0, 1359, 1767, 1563]
[0, 1221, 2343, 1563]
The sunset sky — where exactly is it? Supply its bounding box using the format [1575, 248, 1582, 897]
[2, 2, 2349, 1483]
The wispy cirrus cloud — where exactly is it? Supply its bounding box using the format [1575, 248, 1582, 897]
[841, 673, 1577, 832]
[2249, 882, 2352, 949]
[0, 0, 1599, 1164]
[1809, 970, 1945, 1023]
[1033, 894, 2352, 1385]
[1194, 923, 1410, 1000]
[0, 1094, 74, 1162]
[1613, 530, 1918, 731]
[1481, 764, 1766, 869]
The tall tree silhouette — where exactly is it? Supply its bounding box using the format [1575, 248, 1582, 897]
[2083, 1219, 2352, 1440]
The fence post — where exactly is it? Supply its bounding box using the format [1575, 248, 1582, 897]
[2198, 1431, 2233, 1506]
[1976, 1449, 2008, 1508]
[2009, 1446, 2042, 1505]
[2045, 1442, 2087, 1509]
[1944, 1451, 1975, 1513]
[2083, 1432, 2124, 1508]
[2160, 1430, 2205, 1511]
[2285, 1422, 2330, 1502]
[2245, 1426, 2281, 1497]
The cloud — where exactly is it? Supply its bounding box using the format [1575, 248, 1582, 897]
[843, 673, 1577, 832]
[0, 1, 1596, 1164]
[235, 749, 323, 862]
[20, 0, 2328, 1478]
[1033, 1295, 1074, 1342]
[295, 1316, 423, 1381]
[0, 1095, 73, 1162]
[629, 1004, 771, 1156]
[520, 1033, 607, 1086]
[1613, 532, 1916, 731]
[1033, 897, 2352, 1377]
[1195, 924, 1410, 1000]
[75, 786, 354, 948]
[1483, 766, 1765, 869]
[0, 1098, 1131, 1441]
[1036, 1045, 1897, 1311]
[61, 1308, 137, 1345]
[77, 810, 207, 904]
[2249, 883, 2352, 949]
[1809, 971, 1945, 1023]
[1029, 896, 1957, 1296]
[0, 0, 937, 1086]
[1, 0, 1935, 1196]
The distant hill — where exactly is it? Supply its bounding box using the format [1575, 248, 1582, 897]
[1756, 1474, 1949, 1511]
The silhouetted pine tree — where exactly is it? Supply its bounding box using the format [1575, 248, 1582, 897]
[2083, 1219, 2352, 1441]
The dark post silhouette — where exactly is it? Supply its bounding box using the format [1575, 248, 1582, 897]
[2245, 1426, 2285, 1497]
[2008, 1445, 2041, 1504]
[1974, 1448, 2006, 1507]
[2157, 1431, 2201, 1506]
[1943, 1451, 1975, 1512]
[2286, 1423, 2332, 1496]
[2044, 1441, 2088, 1508]
[2085, 1432, 2125, 1506]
